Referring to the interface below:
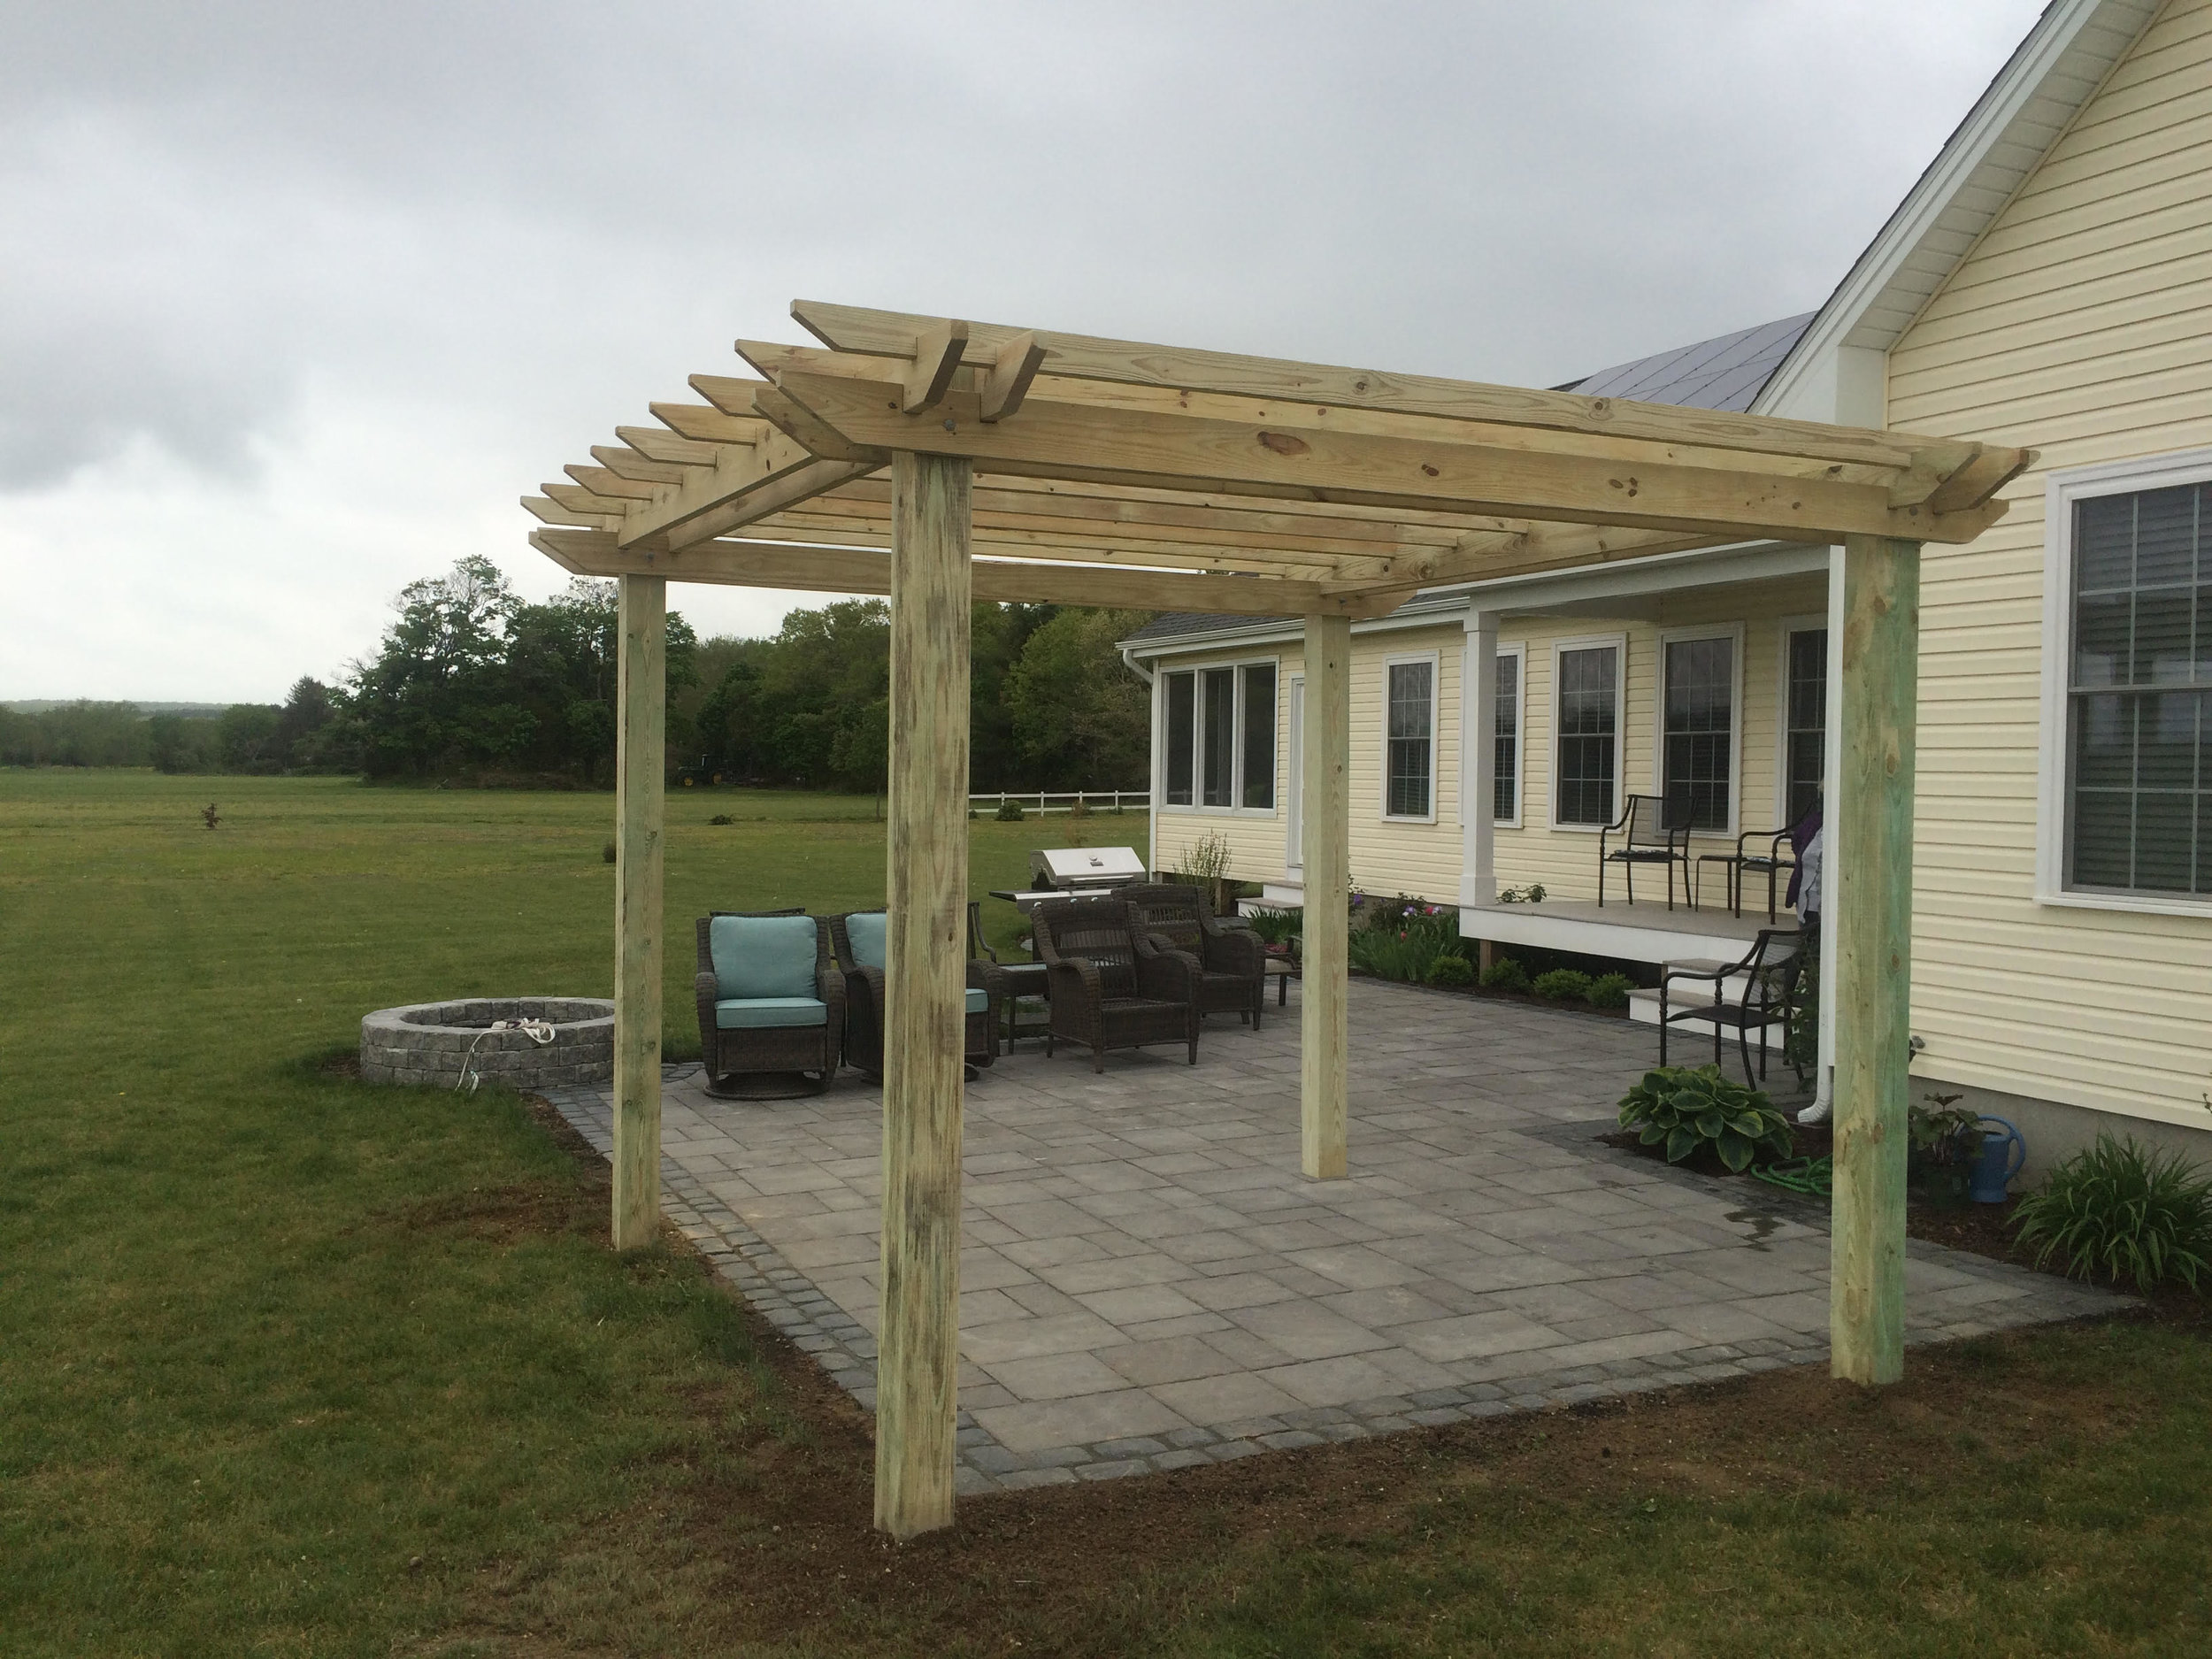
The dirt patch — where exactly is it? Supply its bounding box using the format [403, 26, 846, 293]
[396, 1094, 611, 1245]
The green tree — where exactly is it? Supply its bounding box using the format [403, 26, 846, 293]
[340, 557, 530, 779]
[217, 704, 284, 772]
[1003, 608, 1153, 789]
[273, 677, 335, 770]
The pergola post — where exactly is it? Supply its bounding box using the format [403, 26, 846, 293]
[1300, 613, 1351, 1180]
[874, 450, 972, 1539]
[1829, 534, 1920, 1386]
[611, 573, 666, 1251]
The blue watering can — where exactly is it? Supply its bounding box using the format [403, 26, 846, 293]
[1970, 1116, 2026, 1203]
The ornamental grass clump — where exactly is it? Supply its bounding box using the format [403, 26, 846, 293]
[2009, 1134, 2212, 1294]
[1618, 1064, 1795, 1173]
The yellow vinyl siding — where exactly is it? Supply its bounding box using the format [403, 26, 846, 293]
[1349, 625, 1463, 902]
[1887, 0, 2212, 1128]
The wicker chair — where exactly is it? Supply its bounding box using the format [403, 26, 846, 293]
[1121, 882, 1268, 1029]
[1030, 898, 1202, 1071]
[830, 910, 1006, 1079]
[694, 911, 843, 1093]
[1599, 793, 1694, 910]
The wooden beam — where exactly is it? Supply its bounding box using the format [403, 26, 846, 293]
[770, 369, 2008, 547]
[566, 464, 656, 501]
[750, 386, 894, 466]
[790, 298, 2020, 480]
[903, 319, 969, 414]
[545, 480, 641, 518]
[1300, 614, 1351, 1179]
[1831, 534, 1920, 1387]
[523, 493, 619, 531]
[592, 444, 688, 485]
[617, 426, 723, 466]
[529, 527, 1393, 615]
[1926, 444, 2039, 514]
[980, 331, 1046, 422]
[611, 573, 666, 1253]
[875, 449, 972, 1540]
[650, 400, 769, 446]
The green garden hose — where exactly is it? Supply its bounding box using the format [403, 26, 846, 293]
[1751, 1155, 1832, 1198]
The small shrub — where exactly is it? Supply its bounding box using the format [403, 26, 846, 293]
[1425, 954, 1475, 988]
[1530, 968, 1593, 1002]
[201, 803, 220, 830]
[1618, 1064, 1795, 1173]
[1909, 1092, 1981, 1167]
[994, 799, 1025, 822]
[1479, 956, 1530, 992]
[601, 841, 617, 863]
[708, 813, 734, 826]
[1586, 972, 1635, 1010]
[2009, 1134, 2212, 1293]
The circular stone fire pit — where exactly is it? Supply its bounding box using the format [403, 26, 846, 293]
[359, 998, 614, 1090]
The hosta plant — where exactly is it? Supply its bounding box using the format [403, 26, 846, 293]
[2010, 1135, 2212, 1294]
[1618, 1064, 1795, 1173]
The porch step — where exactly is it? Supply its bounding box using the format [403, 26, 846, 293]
[1627, 982, 1787, 1047]
[1245, 882, 1304, 914]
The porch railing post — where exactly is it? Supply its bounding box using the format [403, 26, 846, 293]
[1830, 534, 1920, 1386]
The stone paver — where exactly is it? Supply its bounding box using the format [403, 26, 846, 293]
[540, 977, 2126, 1491]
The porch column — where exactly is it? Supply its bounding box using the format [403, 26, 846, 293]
[1301, 612, 1351, 1179]
[875, 450, 972, 1539]
[611, 573, 666, 1251]
[1830, 534, 1920, 1386]
[1460, 612, 1497, 910]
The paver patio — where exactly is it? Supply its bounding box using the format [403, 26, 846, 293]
[541, 978, 2123, 1491]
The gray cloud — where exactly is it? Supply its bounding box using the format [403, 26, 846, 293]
[1, 0, 2044, 697]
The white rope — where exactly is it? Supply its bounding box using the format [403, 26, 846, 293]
[455, 1018, 557, 1094]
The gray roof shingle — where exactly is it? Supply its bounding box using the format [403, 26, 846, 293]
[1551, 312, 1816, 412]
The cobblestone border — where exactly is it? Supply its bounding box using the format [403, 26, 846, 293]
[539, 1074, 2124, 1494]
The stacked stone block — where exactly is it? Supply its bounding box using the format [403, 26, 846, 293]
[359, 998, 614, 1090]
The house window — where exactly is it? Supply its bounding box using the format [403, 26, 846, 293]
[2066, 482, 2209, 895]
[1164, 672, 1194, 806]
[1201, 668, 1236, 807]
[1494, 648, 1522, 825]
[1785, 627, 1827, 826]
[1662, 634, 1736, 833]
[1555, 642, 1620, 827]
[1240, 663, 1276, 810]
[1158, 659, 1279, 814]
[1384, 657, 1436, 819]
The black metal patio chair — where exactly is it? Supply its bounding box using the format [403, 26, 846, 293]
[1598, 793, 1694, 910]
[1657, 926, 1806, 1087]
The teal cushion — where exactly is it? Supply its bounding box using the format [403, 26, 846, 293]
[845, 911, 888, 972]
[966, 987, 988, 1015]
[714, 996, 828, 1030]
[710, 915, 818, 1001]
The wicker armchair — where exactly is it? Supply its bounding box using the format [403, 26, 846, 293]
[1030, 898, 1202, 1071]
[830, 910, 1006, 1079]
[694, 911, 842, 1093]
[1121, 882, 1268, 1029]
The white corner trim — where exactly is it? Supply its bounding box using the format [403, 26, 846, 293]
[1548, 632, 1629, 833]
[2037, 444, 2212, 912]
[1379, 649, 1442, 825]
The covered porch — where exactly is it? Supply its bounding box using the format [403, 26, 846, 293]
[524, 298, 2028, 1536]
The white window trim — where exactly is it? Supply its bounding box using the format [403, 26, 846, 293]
[1379, 649, 1442, 824]
[1158, 656, 1283, 818]
[1548, 633, 1629, 834]
[1494, 641, 1527, 831]
[1650, 622, 1746, 841]
[1773, 612, 1827, 834]
[2037, 445, 2212, 917]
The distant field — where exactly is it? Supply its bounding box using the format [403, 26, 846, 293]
[0, 771, 1142, 1054]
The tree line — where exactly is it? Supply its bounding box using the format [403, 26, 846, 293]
[1, 557, 1155, 791]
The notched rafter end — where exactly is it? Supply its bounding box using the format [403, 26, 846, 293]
[904, 319, 971, 416]
[980, 332, 1047, 423]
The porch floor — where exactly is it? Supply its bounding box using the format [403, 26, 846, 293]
[542, 980, 2119, 1492]
[1464, 895, 1793, 966]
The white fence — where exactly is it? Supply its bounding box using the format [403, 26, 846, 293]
[970, 789, 1149, 815]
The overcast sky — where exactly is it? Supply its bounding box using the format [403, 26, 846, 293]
[2, 0, 2047, 703]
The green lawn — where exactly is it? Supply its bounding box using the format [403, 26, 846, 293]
[3, 770, 2208, 1657]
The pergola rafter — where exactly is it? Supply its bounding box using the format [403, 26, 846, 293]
[524, 298, 2032, 1541]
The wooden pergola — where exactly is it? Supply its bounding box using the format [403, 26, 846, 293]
[523, 300, 2032, 1539]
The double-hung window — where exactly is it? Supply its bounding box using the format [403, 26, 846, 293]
[1383, 656, 1438, 820]
[1659, 629, 1740, 833]
[1494, 646, 1524, 826]
[1159, 661, 1277, 813]
[2052, 469, 2211, 899]
[1554, 640, 1622, 827]
[1782, 625, 1828, 826]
